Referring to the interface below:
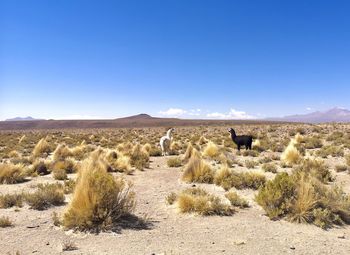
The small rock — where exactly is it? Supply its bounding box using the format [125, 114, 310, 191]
[27, 225, 40, 229]
[192, 184, 196, 187]
[290, 246, 296, 250]
[338, 234, 346, 239]
[234, 240, 246, 245]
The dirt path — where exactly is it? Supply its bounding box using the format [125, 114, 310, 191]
[1, 156, 350, 255]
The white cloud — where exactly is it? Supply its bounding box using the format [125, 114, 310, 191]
[159, 108, 187, 116]
[206, 112, 227, 118]
[306, 107, 312, 111]
[206, 108, 255, 119]
[188, 109, 201, 116]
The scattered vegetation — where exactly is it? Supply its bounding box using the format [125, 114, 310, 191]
[176, 187, 234, 216]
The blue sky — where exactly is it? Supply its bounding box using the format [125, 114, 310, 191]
[1, 0, 350, 120]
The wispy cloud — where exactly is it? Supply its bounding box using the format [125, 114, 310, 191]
[159, 108, 187, 116]
[159, 107, 256, 119]
[206, 108, 255, 119]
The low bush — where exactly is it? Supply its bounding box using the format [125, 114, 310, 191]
[262, 163, 278, 173]
[214, 165, 266, 191]
[176, 187, 234, 216]
[225, 191, 249, 208]
[25, 183, 65, 210]
[256, 172, 350, 229]
[0, 193, 23, 208]
[167, 157, 182, 167]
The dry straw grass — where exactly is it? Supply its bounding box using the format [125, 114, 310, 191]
[32, 137, 51, 157]
[0, 163, 26, 184]
[63, 157, 135, 232]
[202, 141, 220, 159]
[182, 157, 214, 184]
[281, 138, 301, 166]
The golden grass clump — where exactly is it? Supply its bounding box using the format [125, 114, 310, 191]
[182, 157, 214, 183]
[32, 137, 51, 157]
[53, 144, 72, 161]
[0, 163, 26, 184]
[202, 141, 220, 159]
[281, 139, 302, 166]
[183, 143, 201, 163]
[176, 187, 234, 216]
[62, 157, 135, 232]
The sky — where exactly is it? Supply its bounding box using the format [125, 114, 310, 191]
[1, 0, 350, 120]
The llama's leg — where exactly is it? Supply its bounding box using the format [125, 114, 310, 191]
[237, 145, 241, 151]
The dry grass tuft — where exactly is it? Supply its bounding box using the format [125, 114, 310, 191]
[62, 157, 135, 232]
[176, 187, 234, 216]
[0, 163, 26, 184]
[281, 139, 302, 166]
[53, 144, 72, 161]
[32, 137, 51, 157]
[130, 144, 149, 170]
[182, 157, 214, 183]
[202, 141, 220, 159]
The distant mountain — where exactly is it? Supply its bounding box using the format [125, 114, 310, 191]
[269, 107, 350, 123]
[5, 116, 42, 121]
[116, 113, 156, 120]
[0, 114, 280, 130]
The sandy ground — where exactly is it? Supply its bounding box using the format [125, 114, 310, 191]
[1, 155, 350, 255]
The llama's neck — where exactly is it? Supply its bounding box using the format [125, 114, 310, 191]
[166, 129, 173, 139]
[230, 133, 237, 140]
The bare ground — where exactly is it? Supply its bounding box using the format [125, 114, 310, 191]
[1, 156, 350, 255]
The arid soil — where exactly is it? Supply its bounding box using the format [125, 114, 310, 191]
[1, 155, 350, 255]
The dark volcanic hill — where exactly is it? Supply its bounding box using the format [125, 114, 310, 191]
[0, 114, 280, 130]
